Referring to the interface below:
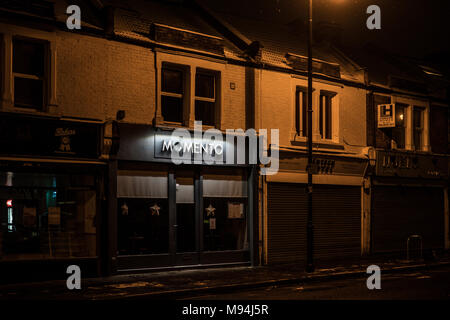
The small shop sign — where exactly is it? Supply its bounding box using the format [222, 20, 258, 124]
[377, 104, 395, 128]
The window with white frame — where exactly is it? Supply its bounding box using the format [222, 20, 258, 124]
[159, 62, 219, 127]
[319, 90, 336, 140]
[13, 38, 47, 110]
[388, 100, 429, 152]
[295, 86, 308, 137]
[195, 69, 217, 126]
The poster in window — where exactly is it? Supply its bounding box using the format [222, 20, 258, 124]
[23, 207, 37, 227]
[209, 217, 216, 230]
[228, 202, 244, 219]
[48, 207, 61, 225]
[377, 104, 396, 128]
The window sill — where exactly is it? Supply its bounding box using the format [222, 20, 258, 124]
[290, 138, 344, 150]
[376, 148, 432, 155]
[157, 121, 219, 131]
[1, 105, 60, 118]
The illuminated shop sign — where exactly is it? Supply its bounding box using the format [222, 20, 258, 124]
[155, 129, 225, 163]
[161, 138, 223, 156]
[118, 123, 279, 174]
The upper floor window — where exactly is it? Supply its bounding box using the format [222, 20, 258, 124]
[319, 91, 335, 140]
[158, 61, 220, 128]
[295, 86, 308, 137]
[391, 103, 406, 149]
[13, 38, 46, 110]
[161, 65, 185, 123]
[413, 106, 425, 151]
[195, 70, 217, 126]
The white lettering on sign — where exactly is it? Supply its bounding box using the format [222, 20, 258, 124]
[161, 139, 223, 156]
[158, 121, 279, 175]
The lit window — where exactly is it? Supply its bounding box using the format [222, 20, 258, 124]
[392, 103, 407, 149]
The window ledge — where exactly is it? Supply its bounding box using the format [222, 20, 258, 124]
[1, 105, 60, 118]
[156, 121, 219, 132]
[290, 139, 344, 151]
[376, 148, 433, 155]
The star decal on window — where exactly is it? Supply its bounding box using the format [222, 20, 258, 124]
[205, 204, 216, 217]
[150, 203, 160, 216]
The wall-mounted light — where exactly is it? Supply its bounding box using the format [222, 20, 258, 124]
[116, 110, 126, 121]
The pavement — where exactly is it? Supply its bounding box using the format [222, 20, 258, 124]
[1, 254, 449, 300]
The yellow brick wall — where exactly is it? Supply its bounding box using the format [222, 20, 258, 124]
[259, 69, 367, 149]
[56, 31, 155, 123]
[56, 31, 248, 129]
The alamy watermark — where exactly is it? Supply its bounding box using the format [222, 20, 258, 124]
[66, 265, 81, 290]
[366, 265, 381, 290]
[164, 121, 279, 175]
[367, 5, 381, 30]
[66, 5, 81, 30]
[66, 4, 382, 32]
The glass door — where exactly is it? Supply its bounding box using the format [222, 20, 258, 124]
[174, 170, 198, 265]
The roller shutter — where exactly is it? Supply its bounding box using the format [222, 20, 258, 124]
[372, 186, 444, 254]
[267, 183, 307, 264]
[267, 183, 361, 265]
[313, 185, 361, 264]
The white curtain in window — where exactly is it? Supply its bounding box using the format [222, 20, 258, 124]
[203, 180, 247, 198]
[176, 184, 194, 204]
[117, 176, 168, 198]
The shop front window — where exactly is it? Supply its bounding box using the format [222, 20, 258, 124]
[0, 171, 98, 260]
[117, 171, 169, 255]
[202, 169, 248, 251]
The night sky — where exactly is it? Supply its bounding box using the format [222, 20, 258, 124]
[205, 0, 450, 60]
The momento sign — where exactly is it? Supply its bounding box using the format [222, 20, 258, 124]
[377, 104, 395, 128]
[155, 129, 224, 162]
[117, 122, 280, 175]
